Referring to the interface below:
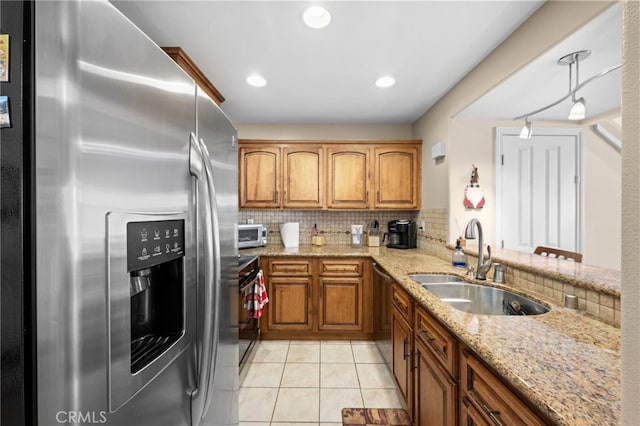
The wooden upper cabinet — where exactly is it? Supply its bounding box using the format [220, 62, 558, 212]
[283, 147, 323, 209]
[326, 147, 370, 209]
[161, 47, 225, 105]
[239, 140, 421, 210]
[239, 146, 281, 208]
[373, 146, 420, 209]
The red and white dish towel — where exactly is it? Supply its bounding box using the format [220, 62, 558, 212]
[244, 270, 269, 319]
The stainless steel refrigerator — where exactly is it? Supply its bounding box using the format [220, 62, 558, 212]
[0, 1, 239, 425]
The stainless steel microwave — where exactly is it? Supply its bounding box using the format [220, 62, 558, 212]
[238, 224, 267, 248]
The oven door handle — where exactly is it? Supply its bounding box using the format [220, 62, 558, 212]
[239, 268, 261, 290]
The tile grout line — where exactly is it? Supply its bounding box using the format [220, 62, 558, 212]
[270, 341, 290, 424]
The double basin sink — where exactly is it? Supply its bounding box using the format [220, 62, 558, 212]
[409, 274, 549, 316]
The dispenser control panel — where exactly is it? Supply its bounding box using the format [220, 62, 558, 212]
[127, 219, 185, 272]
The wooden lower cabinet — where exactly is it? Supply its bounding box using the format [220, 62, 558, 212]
[413, 338, 457, 426]
[392, 308, 413, 419]
[318, 277, 363, 331]
[266, 276, 313, 331]
[460, 396, 490, 426]
[261, 257, 371, 339]
[391, 284, 414, 419]
[460, 348, 547, 426]
[261, 256, 549, 426]
[413, 305, 457, 426]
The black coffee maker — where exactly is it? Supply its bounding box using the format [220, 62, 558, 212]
[385, 220, 417, 249]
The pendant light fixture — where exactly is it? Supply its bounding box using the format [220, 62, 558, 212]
[519, 118, 532, 139]
[560, 50, 590, 120]
[514, 50, 620, 124]
[568, 97, 586, 120]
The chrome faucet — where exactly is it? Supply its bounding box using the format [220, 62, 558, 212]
[464, 218, 492, 280]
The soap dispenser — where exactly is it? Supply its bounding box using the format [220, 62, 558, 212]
[452, 239, 467, 268]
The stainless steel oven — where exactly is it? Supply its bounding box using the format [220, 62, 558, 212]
[238, 255, 261, 371]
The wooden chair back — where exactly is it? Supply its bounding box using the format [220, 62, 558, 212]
[533, 246, 583, 263]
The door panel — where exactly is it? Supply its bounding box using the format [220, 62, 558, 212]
[35, 1, 196, 424]
[196, 88, 239, 426]
[284, 147, 323, 208]
[326, 148, 370, 209]
[318, 277, 363, 331]
[497, 128, 581, 254]
[267, 277, 313, 330]
[373, 146, 420, 209]
[240, 147, 280, 208]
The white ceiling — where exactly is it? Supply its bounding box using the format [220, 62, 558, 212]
[111, 0, 544, 124]
[456, 2, 622, 121]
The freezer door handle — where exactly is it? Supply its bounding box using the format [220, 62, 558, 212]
[189, 133, 219, 425]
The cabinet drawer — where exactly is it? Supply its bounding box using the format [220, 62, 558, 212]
[391, 283, 413, 323]
[414, 306, 457, 378]
[268, 259, 311, 275]
[320, 259, 364, 276]
[460, 396, 490, 426]
[460, 349, 546, 426]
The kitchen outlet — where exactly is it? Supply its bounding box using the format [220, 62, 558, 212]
[418, 220, 426, 233]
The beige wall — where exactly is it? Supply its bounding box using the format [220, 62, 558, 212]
[622, 1, 640, 423]
[411, 0, 617, 264]
[445, 116, 621, 270]
[237, 123, 412, 140]
[583, 111, 622, 269]
[447, 120, 497, 245]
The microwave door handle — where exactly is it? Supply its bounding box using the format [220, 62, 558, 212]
[197, 138, 222, 420]
[188, 133, 216, 424]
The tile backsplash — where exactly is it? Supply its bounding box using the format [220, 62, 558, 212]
[239, 210, 418, 246]
[416, 208, 449, 259]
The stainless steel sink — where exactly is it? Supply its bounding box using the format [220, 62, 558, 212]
[408, 274, 464, 284]
[419, 282, 549, 316]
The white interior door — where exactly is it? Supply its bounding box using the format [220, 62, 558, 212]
[496, 127, 582, 253]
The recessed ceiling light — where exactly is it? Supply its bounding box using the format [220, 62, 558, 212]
[246, 74, 267, 87]
[375, 76, 396, 88]
[303, 6, 331, 29]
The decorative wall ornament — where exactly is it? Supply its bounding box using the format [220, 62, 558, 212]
[464, 164, 485, 209]
[0, 34, 8, 82]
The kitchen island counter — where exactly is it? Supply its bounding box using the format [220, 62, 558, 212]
[244, 245, 620, 425]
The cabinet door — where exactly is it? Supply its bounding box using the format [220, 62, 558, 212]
[373, 146, 420, 209]
[318, 277, 363, 331]
[326, 147, 370, 209]
[239, 146, 281, 208]
[460, 349, 547, 426]
[392, 309, 413, 418]
[283, 146, 323, 209]
[414, 340, 457, 426]
[266, 276, 313, 331]
[415, 306, 457, 378]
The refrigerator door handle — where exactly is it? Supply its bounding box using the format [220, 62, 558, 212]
[197, 137, 223, 420]
[188, 133, 217, 425]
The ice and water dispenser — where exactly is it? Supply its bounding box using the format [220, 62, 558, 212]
[107, 212, 190, 412]
[126, 220, 184, 373]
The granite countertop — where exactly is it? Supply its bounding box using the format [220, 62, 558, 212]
[244, 245, 621, 425]
[459, 243, 621, 296]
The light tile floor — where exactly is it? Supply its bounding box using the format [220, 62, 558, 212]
[239, 340, 405, 426]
